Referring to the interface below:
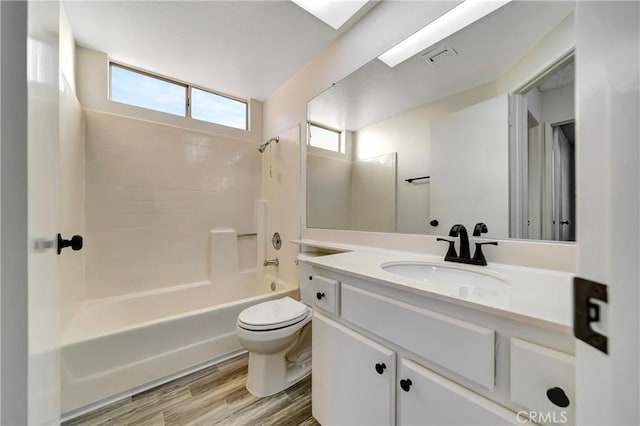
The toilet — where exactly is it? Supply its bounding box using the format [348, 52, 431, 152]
[235, 252, 319, 397]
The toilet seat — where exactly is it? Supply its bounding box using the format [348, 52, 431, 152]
[238, 297, 310, 331]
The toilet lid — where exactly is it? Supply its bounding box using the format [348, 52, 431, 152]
[238, 297, 309, 331]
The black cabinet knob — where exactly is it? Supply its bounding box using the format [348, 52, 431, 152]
[316, 292, 325, 300]
[57, 233, 83, 255]
[546, 387, 570, 407]
[400, 379, 412, 392]
[308, 275, 313, 280]
[375, 363, 386, 375]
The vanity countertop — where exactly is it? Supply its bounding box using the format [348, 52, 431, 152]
[293, 240, 574, 334]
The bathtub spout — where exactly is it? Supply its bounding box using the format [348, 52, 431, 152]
[263, 258, 279, 267]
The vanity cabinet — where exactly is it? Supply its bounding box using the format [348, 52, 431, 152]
[310, 268, 576, 426]
[399, 359, 520, 426]
[313, 312, 395, 426]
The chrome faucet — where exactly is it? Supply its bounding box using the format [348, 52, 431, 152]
[436, 223, 498, 266]
[263, 258, 279, 267]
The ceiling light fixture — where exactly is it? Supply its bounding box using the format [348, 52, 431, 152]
[378, 0, 512, 68]
[291, 0, 370, 30]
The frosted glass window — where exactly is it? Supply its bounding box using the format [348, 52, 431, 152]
[309, 123, 343, 153]
[191, 88, 247, 130]
[110, 64, 186, 116]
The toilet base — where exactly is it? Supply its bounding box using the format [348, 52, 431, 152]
[245, 342, 312, 397]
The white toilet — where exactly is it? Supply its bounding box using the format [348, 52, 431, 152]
[235, 252, 318, 397]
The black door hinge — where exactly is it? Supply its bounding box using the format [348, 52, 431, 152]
[574, 277, 608, 354]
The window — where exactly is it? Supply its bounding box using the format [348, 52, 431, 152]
[111, 64, 186, 116]
[308, 123, 344, 153]
[109, 63, 248, 130]
[191, 87, 247, 130]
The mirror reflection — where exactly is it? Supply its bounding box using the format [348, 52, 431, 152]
[306, 1, 576, 242]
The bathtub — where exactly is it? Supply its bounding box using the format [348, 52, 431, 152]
[61, 271, 297, 415]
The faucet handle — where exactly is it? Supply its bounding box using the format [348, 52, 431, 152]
[436, 238, 457, 260]
[472, 241, 498, 266]
[473, 222, 488, 237]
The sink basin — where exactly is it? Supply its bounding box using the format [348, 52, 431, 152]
[381, 262, 510, 289]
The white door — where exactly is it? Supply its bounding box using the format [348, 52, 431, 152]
[27, 1, 61, 424]
[398, 358, 518, 426]
[312, 312, 395, 426]
[430, 94, 510, 239]
[575, 1, 639, 425]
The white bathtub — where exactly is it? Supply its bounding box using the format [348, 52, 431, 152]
[61, 272, 297, 414]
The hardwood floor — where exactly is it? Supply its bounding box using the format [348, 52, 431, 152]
[63, 354, 319, 426]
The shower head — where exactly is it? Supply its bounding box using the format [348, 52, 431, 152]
[258, 136, 279, 153]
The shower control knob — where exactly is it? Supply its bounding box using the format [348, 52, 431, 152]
[316, 292, 325, 300]
[400, 379, 412, 392]
[57, 233, 83, 255]
[375, 363, 386, 374]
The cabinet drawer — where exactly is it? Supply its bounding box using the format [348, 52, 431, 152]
[510, 338, 575, 425]
[342, 284, 495, 389]
[311, 275, 340, 315]
[399, 358, 524, 425]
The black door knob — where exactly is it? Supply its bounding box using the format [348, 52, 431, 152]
[57, 233, 83, 255]
[546, 387, 570, 407]
[316, 292, 325, 300]
[400, 379, 412, 392]
[375, 363, 386, 375]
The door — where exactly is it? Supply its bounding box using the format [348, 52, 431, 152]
[312, 312, 395, 426]
[27, 1, 61, 424]
[545, 124, 575, 242]
[430, 94, 510, 239]
[575, 1, 639, 425]
[398, 358, 518, 426]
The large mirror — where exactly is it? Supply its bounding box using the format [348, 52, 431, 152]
[306, 1, 576, 242]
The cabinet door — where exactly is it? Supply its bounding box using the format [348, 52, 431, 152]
[313, 312, 395, 426]
[399, 359, 522, 426]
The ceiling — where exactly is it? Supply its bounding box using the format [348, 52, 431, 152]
[308, 0, 575, 131]
[63, 1, 374, 101]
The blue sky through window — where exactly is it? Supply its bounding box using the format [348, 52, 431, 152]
[191, 87, 247, 130]
[111, 65, 186, 116]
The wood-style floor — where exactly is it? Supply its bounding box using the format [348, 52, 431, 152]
[63, 354, 319, 426]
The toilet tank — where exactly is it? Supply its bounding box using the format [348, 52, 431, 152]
[297, 252, 324, 306]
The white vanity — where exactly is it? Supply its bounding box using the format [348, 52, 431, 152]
[301, 245, 575, 426]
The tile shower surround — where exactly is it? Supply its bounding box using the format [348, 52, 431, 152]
[85, 111, 260, 299]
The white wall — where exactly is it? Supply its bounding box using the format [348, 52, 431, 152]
[261, 125, 301, 286]
[541, 83, 574, 125]
[306, 152, 351, 229]
[350, 152, 397, 232]
[58, 4, 86, 333]
[84, 111, 261, 299]
[354, 108, 431, 234]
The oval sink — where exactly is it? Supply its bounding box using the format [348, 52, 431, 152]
[381, 262, 510, 289]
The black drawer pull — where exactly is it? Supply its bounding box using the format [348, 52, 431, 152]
[375, 363, 386, 375]
[546, 387, 570, 407]
[316, 292, 325, 300]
